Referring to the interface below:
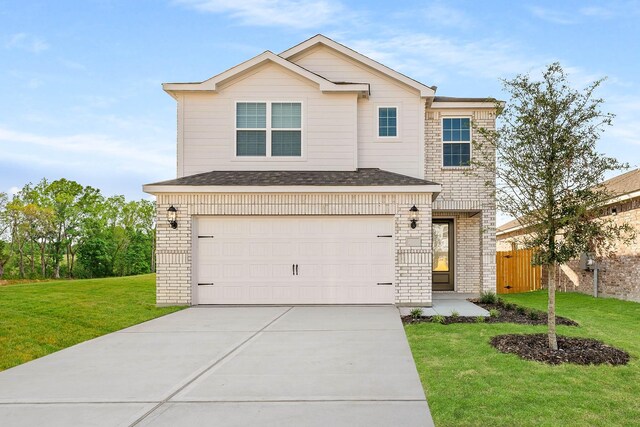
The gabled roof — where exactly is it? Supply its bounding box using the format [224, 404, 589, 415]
[279, 34, 436, 98]
[162, 50, 369, 98]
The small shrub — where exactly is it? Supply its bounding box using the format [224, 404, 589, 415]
[431, 314, 446, 324]
[410, 308, 423, 319]
[528, 310, 540, 321]
[450, 310, 460, 319]
[475, 316, 485, 323]
[479, 291, 497, 304]
[489, 309, 500, 318]
[516, 306, 527, 315]
[504, 302, 515, 311]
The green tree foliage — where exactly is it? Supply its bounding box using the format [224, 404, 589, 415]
[473, 63, 634, 350]
[0, 179, 156, 280]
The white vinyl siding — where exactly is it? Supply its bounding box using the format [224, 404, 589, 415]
[290, 45, 423, 178]
[179, 62, 357, 176]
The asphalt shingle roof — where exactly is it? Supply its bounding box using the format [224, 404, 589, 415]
[147, 168, 438, 187]
[497, 169, 640, 233]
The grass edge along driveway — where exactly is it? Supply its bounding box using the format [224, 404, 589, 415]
[0, 274, 183, 371]
[406, 291, 640, 427]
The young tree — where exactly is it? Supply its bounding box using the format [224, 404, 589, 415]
[0, 192, 12, 278]
[474, 63, 633, 350]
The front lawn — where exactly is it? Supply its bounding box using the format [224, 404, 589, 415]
[0, 274, 184, 371]
[406, 292, 640, 427]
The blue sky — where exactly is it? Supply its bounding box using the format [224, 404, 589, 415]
[1, 0, 639, 208]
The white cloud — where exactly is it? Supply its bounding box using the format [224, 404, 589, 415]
[8, 186, 20, 196]
[0, 126, 174, 175]
[421, 2, 473, 28]
[345, 33, 546, 84]
[175, 0, 345, 29]
[528, 6, 576, 25]
[4, 33, 49, 53]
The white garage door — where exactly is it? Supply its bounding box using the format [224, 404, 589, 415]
[195, 216, 395, 305]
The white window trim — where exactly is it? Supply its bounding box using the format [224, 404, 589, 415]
[441, 116, 472, 169]
[234, 100, 304, 160]
[376, 105, 400, 141]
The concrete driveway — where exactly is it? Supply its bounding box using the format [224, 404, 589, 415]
[0, 306, 433, 426]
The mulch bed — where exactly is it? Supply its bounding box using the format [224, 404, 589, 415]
[402, 300, 579, 326]
[491, 333, 630, 365]
[473, 300, 579, 326]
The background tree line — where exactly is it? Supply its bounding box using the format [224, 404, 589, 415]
[0, 178, 155, 280]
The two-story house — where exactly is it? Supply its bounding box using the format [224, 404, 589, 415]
[143, 35, 497, 307]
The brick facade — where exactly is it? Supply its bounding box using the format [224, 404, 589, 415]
[498, 198, 640, 303]
[425, 107, 497, 294]
[155, 193, 434, 306]
[545, 198, 640, 302]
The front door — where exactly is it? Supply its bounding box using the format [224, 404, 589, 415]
[432, 219, 454, 291]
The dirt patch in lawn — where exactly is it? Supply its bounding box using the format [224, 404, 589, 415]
[491, 333, 630, 365]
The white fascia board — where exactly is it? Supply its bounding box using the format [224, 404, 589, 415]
[280, 35, 435, 97]
[143, 184, 442, 195]
[431, 101, 499, 109]
[162, 51, 368, 96]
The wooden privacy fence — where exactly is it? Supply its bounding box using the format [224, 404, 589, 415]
[496, 248, 542, 294]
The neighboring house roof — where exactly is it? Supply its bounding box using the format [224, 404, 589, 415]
[601, 168, 640, 197]
[143, 169, 442, 196]
[497, 168, 640, 237]
[279, 34, 436, 98]
[162, 50, 370, 98]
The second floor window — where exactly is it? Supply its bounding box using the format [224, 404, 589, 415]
[378, 107, 397, 137]
[442, 117, 471, 167]
[236, 102, 302, 157]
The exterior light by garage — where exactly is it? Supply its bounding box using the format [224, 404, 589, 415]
[409, 205, 419, 229]
[167, 205, 178, 229]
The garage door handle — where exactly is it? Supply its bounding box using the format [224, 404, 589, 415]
[377, 282, 393, 286]
[292, 264, 295, 276]
[295, 264, 299, 276]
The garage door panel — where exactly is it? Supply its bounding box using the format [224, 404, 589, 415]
[196, 216, 395, 305]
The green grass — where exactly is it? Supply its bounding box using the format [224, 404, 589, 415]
[406, 291, 640, 427]
[0, 274, 184, 371]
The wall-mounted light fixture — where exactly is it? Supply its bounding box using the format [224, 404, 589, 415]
[167, 205, 178, 229]
[409, 205, 419, 229]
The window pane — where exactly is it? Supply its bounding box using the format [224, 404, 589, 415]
[443, 117, 471, 141]
[433, 223, 449, 272]
[237, 103, 266, 128]
[272, 102, 301, 129]
[443, 143, 471, 166]
[272, 131, 301, 156]
[237, 130, 266, 156]
[379, 107, 397, 137]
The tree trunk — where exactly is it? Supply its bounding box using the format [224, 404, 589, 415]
[547, 264, 558, 350]
[40, 241, 46, 277]
[0, 262, 4, 279]
[18, 246, 24, 278]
